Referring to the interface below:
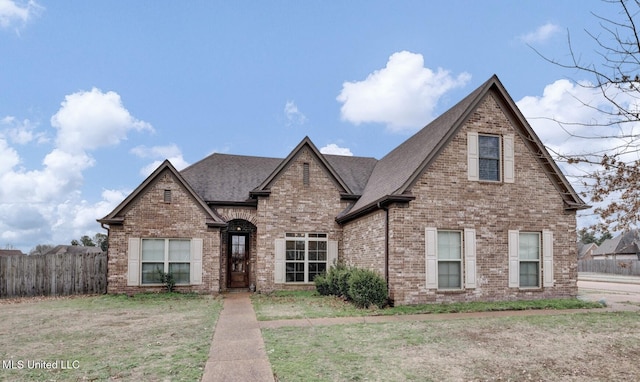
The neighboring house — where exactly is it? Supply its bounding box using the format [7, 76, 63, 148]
[43, 245, 104, 256]
[592, 230, 640, 260]
[577, 242, 598, 260]
[98, 75, 589, 305]
[0, 250, 25, 257]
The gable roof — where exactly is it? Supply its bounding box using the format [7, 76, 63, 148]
[252, 137, 353, 196]
[337, 74, 588, 222]
[44, 245, 104, 256]
[98, 160, 226, 227]
[180, 139, 378, 204]
[593, 230, 640, 256]
[0, 249, 25, 257]
[577, 242, 598, 259]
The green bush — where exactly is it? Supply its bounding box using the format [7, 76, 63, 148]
[347, 268, 388, 308]
[323, 264, 352, 297]
[335, 266, 352, 297]
[314, 274, 331, 296]
[316, 264, 388, 309]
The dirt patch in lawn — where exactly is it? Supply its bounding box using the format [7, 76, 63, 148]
[0, 294, 222, 381]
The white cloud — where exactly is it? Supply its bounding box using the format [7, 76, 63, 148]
[51, 88, 153, 154]
[0, 88, 152, 251]
[284, 100, 307, 126]
[320, 143, 353, 156]
[519, 22, 562, 44]
[517, 78, 640, 229]
[131, 144, 189, 176]
[517, 79, 635, 159]
[0, 0, 42, 31]
[337, 51, 471, 132]
[0, 137, 20, 174]
[1, 116, 45, 144]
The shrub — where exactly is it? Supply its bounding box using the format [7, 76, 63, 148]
[347, 268, 388, 308]
[314, 264, 350, 297]
[157, 270, 176, 293]
[335, 266, 353, 297]
[323, 263, 352, 297]
[314, 274, 331, 296]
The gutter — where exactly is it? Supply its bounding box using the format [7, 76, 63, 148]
[336, 194, 415, 224]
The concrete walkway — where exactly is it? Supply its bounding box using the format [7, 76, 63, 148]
[201, 293, 274, 382]
[202, 276, 639, 381]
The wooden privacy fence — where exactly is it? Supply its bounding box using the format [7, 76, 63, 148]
[578, 259, 640, 276]
[0, 252, 107, 298]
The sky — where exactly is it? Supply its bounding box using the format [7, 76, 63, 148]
[0, 0, 635, 252]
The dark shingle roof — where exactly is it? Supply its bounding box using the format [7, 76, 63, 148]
[322, 154, 377, 195]
[182, 154, 283, 202]
[0, 249, 25, 256]
[44, 245, 104, 256]
[339, 74, 589, 221]
[347, 77, 487, 215]
[593, 230, 640, 256]
[181, 151, 378, 203]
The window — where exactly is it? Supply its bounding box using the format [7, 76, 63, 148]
[141, 239, 191, 284]
[518, 233, 540, 288]
[285, 233, 327, 283]
[163, 189, 172, 203]
[467, 132, 514, 183]
[437, 231, 462, 289]
[508, 230, 553, 289]
[479, 135, 500, 181]
[425, 228, 476, 290]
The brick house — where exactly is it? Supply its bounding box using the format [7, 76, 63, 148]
[98, 75, 588, 305]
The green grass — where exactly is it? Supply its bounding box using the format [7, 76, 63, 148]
[0, 293, 222, 381]
[262, 312, 640, 381]
[252, 290, 603, 320]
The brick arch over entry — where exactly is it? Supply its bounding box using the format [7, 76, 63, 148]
[217, 208, 258, 226]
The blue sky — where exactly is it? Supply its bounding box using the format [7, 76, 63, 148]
[0, 1, 629, 251]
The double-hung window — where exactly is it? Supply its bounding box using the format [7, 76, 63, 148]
[518, 233, 540, 288]
[467, 131, 514, 183]
[437, 231, 462, 289]
[508, 230, 554, 288]
[479, 135, 500, 181]
[425, 228, 476, 290]
[284, 233, 327, 283]
[141, 238, 191, 284]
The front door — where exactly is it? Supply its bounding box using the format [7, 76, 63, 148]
[228, 233, 249, 288]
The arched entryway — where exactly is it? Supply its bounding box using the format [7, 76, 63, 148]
[221, 219, 257, 290]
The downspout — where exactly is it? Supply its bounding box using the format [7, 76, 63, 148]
[100, 223, 110, 294]
[377, 202, 390, 291]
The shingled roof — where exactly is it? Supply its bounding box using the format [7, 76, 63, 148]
[337, 74, 588, 222]
[98, 160, 226, 227]
[100, 75, 587, 227]
[180, 140, 378, 204]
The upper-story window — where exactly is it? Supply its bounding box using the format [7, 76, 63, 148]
[479, 135, 500, 181]
[467, 131, 514, 183]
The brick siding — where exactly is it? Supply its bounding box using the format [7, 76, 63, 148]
[106, 169, 221, 294]
[254, 147, 348, 292]
[384, 94, 578, 304]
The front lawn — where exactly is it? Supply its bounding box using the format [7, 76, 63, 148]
[0, 293, 222, 381]
[251, 290, 603, 321]
[263, 312, 640, 381]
